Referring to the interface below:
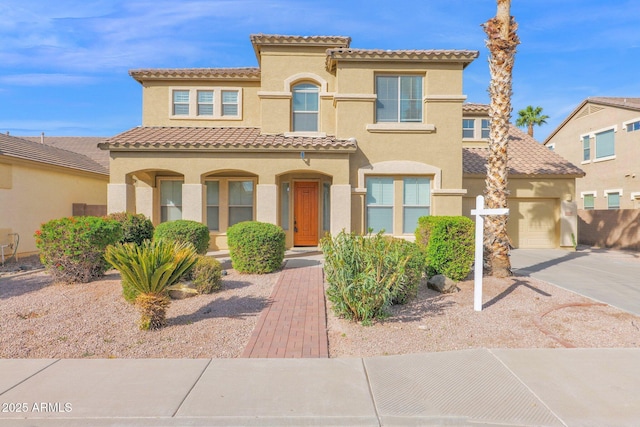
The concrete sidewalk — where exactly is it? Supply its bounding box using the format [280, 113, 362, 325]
[1, 348, 640, 426]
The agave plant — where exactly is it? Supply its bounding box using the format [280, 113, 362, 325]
[105, 240, 197, 330]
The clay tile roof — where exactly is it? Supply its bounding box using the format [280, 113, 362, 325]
[129, 68, 261, 83]
[462, 103, 490, 114]
[463, 125, 584, 177]
[100, 127, 357, 152]
[250, 34, 351, 48]
[326, 48, 478, 70]
[21, 136, 109, 169]
[0, 133, 108, 175]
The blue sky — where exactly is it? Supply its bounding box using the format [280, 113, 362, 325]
[1, 0, 639, 142]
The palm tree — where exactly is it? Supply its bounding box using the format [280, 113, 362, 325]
[516, 106, 549, 137]
[105, 240, 197, 330]
[482, 0, 519, 278]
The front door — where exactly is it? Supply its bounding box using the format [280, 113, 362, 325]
[294, 182, 319, 246]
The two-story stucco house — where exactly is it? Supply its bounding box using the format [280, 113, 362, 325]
[100, 34, 583, 250]
[544, 97, 640, 210]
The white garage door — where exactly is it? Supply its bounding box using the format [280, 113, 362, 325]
[508, 198, 558, 248]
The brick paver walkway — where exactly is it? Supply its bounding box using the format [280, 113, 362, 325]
[241, 260, 329, 358]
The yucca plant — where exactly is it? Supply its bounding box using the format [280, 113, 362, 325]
[104, 240, 197, 330]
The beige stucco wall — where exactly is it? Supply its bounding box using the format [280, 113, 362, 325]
[547, 104, 640, 209]
[463, 176, 577, 248]
[0, 158, 108, 256]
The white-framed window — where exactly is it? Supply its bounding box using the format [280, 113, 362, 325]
[221, 90, 239, 116]
[228, 180, 254, 227]
[462, 118, 490, 140]
[366, 177, 394, 233]
[581, 191, 596, 210]
[292, 83, 319, 132]
[376, 75, 423, 123]
[581, 134, 591, 162]
[624, 117, 640, 132]
[197, 90, 214, 116]
[403, 178, 431, 233]
[605, 189, 622, 209]
[595, 127, 616, 160]
[170, 87, 242, 119]
[172, 90, 190, 116]
[205, 181, 219, 230]
[481, 119, 490, 139]
[159, 179, 183, 222]
[462, 119, 475, 138]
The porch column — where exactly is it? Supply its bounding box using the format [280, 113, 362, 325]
[181, 184, 204, 223]
[135, 183, 154, 221]
[256, 184, 277, 224]
[107, 183, 135, 214]
[330, 184, 351, 234]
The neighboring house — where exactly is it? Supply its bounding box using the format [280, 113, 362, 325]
[544, 97, 640, 210]
[100, 34, 582, 250]
[22, 134, 110, 170]
[462, 104, 584, 248]
[0, 133, 109, 257]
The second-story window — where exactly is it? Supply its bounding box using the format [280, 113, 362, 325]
[376, 76, 422, 123]
[481, 119, 490, 138]
[173, 90, 190, 116]
[197, 90, 214, 116]
[292, 83, 319, 132]
[595, 128, 615, 159]
[582, 135, 590, 161]
[462, 119, 475, 138]
[222, 91, 239, 116]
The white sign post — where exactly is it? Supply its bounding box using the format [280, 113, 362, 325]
[470, 195, 509, 312]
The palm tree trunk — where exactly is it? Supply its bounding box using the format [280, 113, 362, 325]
[483, 0, 519, 278]
[528, 123, 534, 137]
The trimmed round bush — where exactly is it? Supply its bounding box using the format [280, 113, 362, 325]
[227, 221, 285, 274]
[188, 255, 223, 294]
[35, 216, 122, 283]
[106, 212, 154, 246]
[415, 216, 474, 281]
[153, 220, 210, 255]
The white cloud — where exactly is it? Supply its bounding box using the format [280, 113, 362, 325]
[0, 73, 99, 86]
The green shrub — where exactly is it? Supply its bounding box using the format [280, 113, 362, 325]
[388, 238, 426, 305]
[321, 231, 423, 322]
[188, 255, 223, 294]
[106, 212, 154, 246]
[104, 240, 198, 330]
[35, 216, 122, 283]
[227, 221, 285, 274]
[154, 220, 210, 255]
[415, 216, 474, 281]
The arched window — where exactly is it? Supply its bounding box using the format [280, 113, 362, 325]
[292, 83, 319, 132]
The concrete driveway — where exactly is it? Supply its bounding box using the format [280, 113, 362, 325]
[510, 247, 640, 316]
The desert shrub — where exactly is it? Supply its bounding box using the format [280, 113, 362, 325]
[227, 221, 285, 274]
[154, 220, 210, 255]
[415, 216, 474, 281]
[321, 231, 423, 322]
[106, 212, 154, 246]
[388, 238, 426, 305]
[104, 240, 197, 330]
[188, 255, 223, 294]
[35, 216, 122, 283]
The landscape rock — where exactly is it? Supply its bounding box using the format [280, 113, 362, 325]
[427, 274, 459, 293]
